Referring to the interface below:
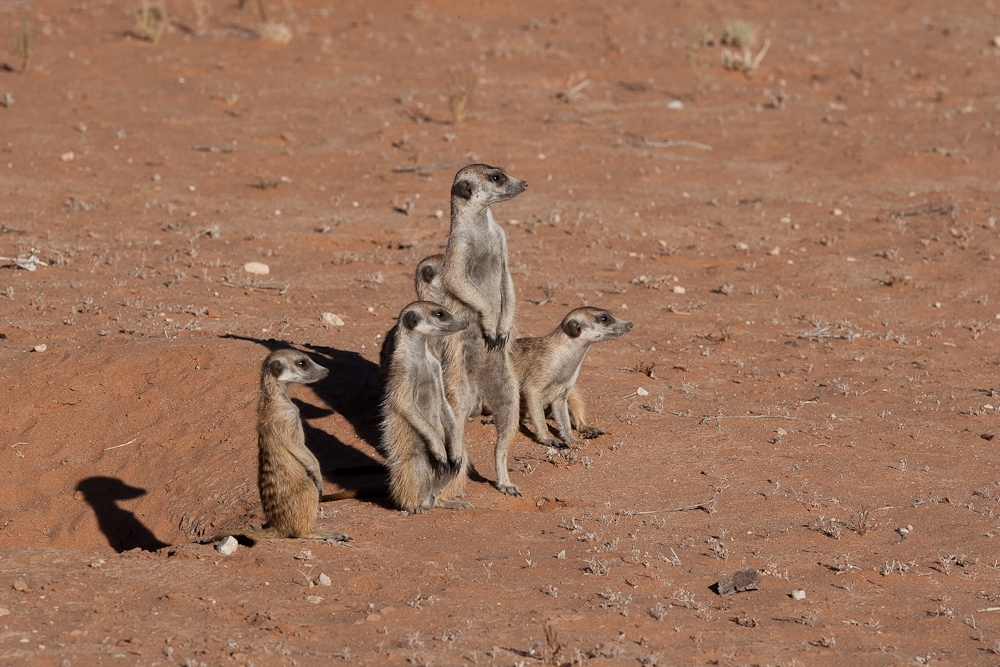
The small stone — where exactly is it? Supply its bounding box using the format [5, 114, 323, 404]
[768, 247, 781, 256]
[88, 559, 105, 568]
[556, 550, 566, 559]
[243, 261, 270, 276]
[671, 285, 685, 294]
[636, 387, 650, 397]
[321, 312, 344, 327]
[898, 527, 909, 535]
[60, 151, 75, 162]
[832, 208, 843, 216]
[316, 573, 332, 587]
[12, 580, 29, 593]
[306, 595, 323, 604]
[735, 242, 750, 252]
[716, 568, 760, 595]
[791, 589, 806, 600]
[0, 607, 9, 616]
[667, 99, 684, 110]
[32, 344, 47, 353]
[993, 35, 1000, 48]
[215, 536, 239, 556]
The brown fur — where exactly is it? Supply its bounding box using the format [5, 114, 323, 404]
[511, 307, 633, 446]
[382, 301, 472, 513]
[439, 164, 527, 496]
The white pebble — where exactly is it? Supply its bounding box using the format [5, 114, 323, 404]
[791, 589, 806, 600]
[321, 312, 345, 327]
[556, 550, 566, 559]
[667, 99, 684, 110]
[672, 285, 685, 294]
[898, 527, 909, 535]
[32, 344, 47, 353]
[215, 536, 239, 556]
[316, 573, 332, 587]
[60, 151, 75, 162]
[306, 595, 323, 604]
[832, 208, 843, 216]
[243, 261, 270, 276]
[636, 387, 649, 397]
[0, 607, 9, 616]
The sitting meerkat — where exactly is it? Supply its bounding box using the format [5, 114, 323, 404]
[254, 349, 350, 540]
[378, 254, 446, 380]
[382, 301, 472, 513]
[511, 307, 633, 447]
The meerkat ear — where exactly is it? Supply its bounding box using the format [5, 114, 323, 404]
[563, 319, 582, 338]
[267, 358, 285, 376]
[419, 264, 437, 284]
[451, 179, 474, 200]
[402, 309, 421, 330]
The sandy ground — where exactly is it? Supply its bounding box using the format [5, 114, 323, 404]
[2, 0, 1000, 664]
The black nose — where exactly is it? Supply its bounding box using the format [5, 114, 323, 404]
[625, 321, 633, 330]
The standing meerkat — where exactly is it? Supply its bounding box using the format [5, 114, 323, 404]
[379, 253, 447, 380]
[511, 307, 633, 447]
[382, 301, 471, 513]
[440, 164, 527, 496]
[254, 349, 349, 540]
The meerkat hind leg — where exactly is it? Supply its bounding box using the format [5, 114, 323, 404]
[486, 370, 522, 496]
[551, 397, 579, 446]
[568, 388, 605, 439]
[435, 498, 473, 510]
[304, 529, 352, 542]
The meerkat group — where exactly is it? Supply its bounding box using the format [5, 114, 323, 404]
[240, 164, 632, 537]
[378, 164, 633, 512]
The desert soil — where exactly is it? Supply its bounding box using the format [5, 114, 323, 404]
[2, 0, 1000, 665]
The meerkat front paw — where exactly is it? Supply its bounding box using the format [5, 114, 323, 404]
[539, 437, 569, 449]
[484, 332, 508, 351]
[317, 531, 352, 542]
[496, 481, 522, 496]
[577, 425, 605, 439]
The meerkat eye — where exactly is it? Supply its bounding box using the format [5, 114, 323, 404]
[599, 314, 609, 323]
[296, 359, 308, 367]
[435, 310, 446, 318]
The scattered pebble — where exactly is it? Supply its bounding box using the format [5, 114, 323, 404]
[898, 526, 910, 535]
[636, 387, 649, 397]
[321, 312, 345, 327]
[12, 580, 29, 593]
[0, 92, 12, 108]
[88, 559, 105, 568]
[316, 573, 332, 587]
[243, 261, 270, 276]
[434, 209, 444, 219]
[0, 607, 9, 617]
[306, 595, 323, 604]
[672, 285, 686, 294]
[791, 589, 806, 600]
[556, 550, 566, 559]
[832, 208, 843, 216]
[32, 344, 47, 353]
[993, 35, 1000, 48]
[215, 536, 239, 556]
[735, 242, 750, 252]
[60, 151, 75, 162]
[667, 99, 684, 110]
[768, 247, 781, 256]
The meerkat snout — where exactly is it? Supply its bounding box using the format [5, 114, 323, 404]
[402, 304, 469, 336]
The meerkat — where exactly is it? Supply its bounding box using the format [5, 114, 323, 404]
[511, 307, 633, 447]
[253, 349, 349, 540]
[382, 301, 472, 513]
[439, 164, 527, 496]
[379, 254, 447, 380]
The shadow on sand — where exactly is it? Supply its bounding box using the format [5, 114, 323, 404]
[75, 477, 170, 552]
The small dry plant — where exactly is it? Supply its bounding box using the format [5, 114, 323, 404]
[8, 14, 33, 73]
[447, 73, 476, 125]
[720, 20, 769, 77]
[135, 0, 168, 42]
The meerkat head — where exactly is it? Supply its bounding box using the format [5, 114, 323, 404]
[450, 164, 527, 209]
[414, 254, 444, 301]
[561, 307, 634, 343]
[399, 301, 469, 337]
[263, 349, 329, 384]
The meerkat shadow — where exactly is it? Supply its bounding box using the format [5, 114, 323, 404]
[75, 476, 170, 553]
[301, 342, 385, 452]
